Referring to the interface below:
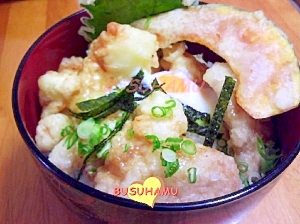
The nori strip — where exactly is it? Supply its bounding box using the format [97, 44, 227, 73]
[203, 76, 236, 147]
[69, 70, 144, 120]
[187, 122, 208, 136]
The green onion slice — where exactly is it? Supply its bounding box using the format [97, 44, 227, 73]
[161, 153, 168, 166]
[61, 125, 78, 149]
[237, 162, 248, 174]
[187, 167, 197, 184]
[257, 137, 267, 159]
[164, 99, 176, 109]
[88, 124, 101, 146]
[124, 143, 130, 152]
[256, 137, 282, 174]
[127, 128, 135, 138]
[164, 108, 173, 118]
[99, 124, 110, 138]
[96, 141, 112, 159]
[165, 137, 183, 143]
[89, 123, 111, 146]
[151, 99, 176, 118]
[77, 118, 95, 139]
[181, 139, 197, 155]
[239, 173, 249, 187]
[151, 106, 166, 118]
[164, 159, 180, 178]
[145, 135, 161, 151]
[76, 111, 130, 181]
[164, 137, 183, 151]
[78, 142, 93, 156]
[162, 148, 177, 163]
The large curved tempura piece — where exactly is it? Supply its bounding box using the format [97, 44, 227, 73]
[132, 4, 300, 119]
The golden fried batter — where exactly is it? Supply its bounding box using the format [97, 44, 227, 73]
[132, 4, 300, 119]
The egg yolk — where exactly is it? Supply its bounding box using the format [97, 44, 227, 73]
[157, 74, 200, 93]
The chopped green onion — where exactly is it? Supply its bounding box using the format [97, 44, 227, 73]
[260, 159, 278, 174]
[89, 123, 111, 146]
[161, 158, 167, 166]
[61, 125, 76, 137]
[151, 106, 167, 118]
[181, 139, 197, 155]
[256, 137, 282, 174]
[187, 167, 197, 183]
[164, 108, 173, 118]
[145, 135, 161, 151]
[257, 137, 267, 159]
[164, 99, 176, 109]
[124, 143, 130, 152]
[96, 141, 112, 159]
[88, 124, 101, 146]
[164, 159, 180, 178]
[203, 76, 236, 147]
[162, 148, 177, 163]
[105, 120, 116, 130]
[77, 118, 95, 139]
[239, 173, 249, 187]
[165, 137, 183, 143]
[127, 128, 135, 138]
[76, 112, 130, 181]
[163, 137, 183, 151]
[78, 142, 93, 156]
[248, 172, 261, 185]
[61, 125, 78, 149]
[237, 162, 248, 174]
[99, 124, 110, 138]
[151, 99, 176, 118]
[147, 136, 197, 178]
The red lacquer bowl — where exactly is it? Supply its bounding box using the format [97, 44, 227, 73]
[12, 10, 300, 223]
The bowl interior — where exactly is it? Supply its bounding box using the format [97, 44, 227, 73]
[12, 10, 300, 211]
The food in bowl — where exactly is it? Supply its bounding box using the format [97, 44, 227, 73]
[34, 2, 300, 204]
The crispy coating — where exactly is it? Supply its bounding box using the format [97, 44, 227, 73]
[87, 22, 159, 78]
[94, 92, 242, 202]
[204, 62, 274, 177]
[38, 68, 81, 118]
[38, 23, 160, 114]
[132, 4, 300, 119]
[160, 42, 207, 83]
[35, 113, 73, 152]
[133, 91, 188, 140]
[48, 139, 81, 175]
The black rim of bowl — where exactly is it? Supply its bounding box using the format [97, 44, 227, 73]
[12, 10, 300, 212]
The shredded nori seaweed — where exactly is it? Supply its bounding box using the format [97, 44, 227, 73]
[203, 76, 236, 147]
[69, 70, 144, 120]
